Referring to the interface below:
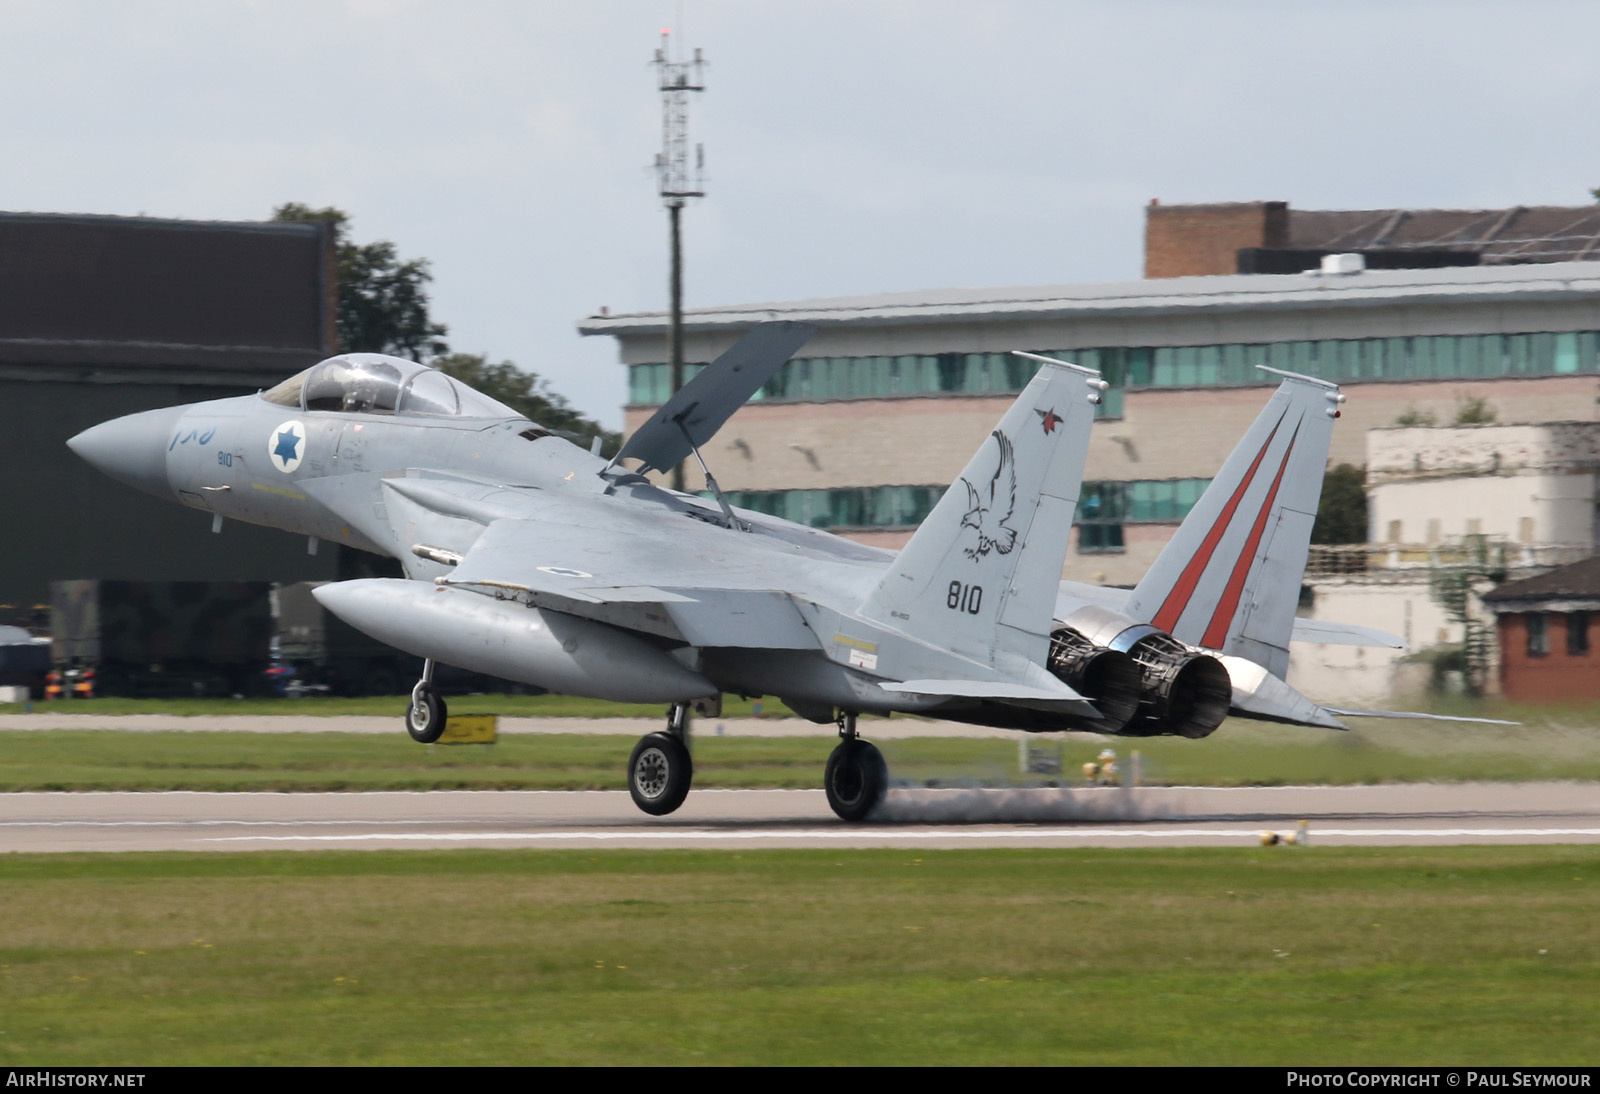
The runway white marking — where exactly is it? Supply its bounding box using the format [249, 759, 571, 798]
[203, 826, 1600, 844]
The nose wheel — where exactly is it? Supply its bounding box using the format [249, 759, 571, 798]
[628, 703, 693, 816]
[405, 659, 448, 744]
[825, 711, 886, 822]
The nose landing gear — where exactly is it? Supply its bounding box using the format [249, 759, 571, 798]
[405, 658, 448, 744]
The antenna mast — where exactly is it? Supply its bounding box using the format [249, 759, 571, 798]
[653, 29, 706, 492]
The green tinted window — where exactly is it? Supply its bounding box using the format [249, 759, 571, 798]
[631, 329, 1600, 407]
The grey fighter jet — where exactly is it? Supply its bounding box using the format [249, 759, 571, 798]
[67, 325, 1470, 822]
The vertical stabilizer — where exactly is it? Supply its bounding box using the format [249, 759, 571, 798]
[1124, 368, 1343, 679]
[861, 355, 1103, 667]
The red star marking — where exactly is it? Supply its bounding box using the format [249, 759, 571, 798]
[1036, 407, 1063, 435]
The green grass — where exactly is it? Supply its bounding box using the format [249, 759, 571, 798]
[0, 693, 797, 718]
[2, 716, 1600, 791]
[0, 847, 1592, 1065]
[0, 731, 835, 791]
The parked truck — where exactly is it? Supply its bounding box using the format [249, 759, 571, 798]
[49, 580, 272, 698]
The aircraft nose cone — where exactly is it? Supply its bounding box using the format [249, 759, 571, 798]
[67, 406, 184, 498]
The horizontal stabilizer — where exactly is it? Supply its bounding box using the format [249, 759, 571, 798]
[1323, 707, 1521, 725]
[1291, 618, 1407, 649]
[613, 321, 817, 474]
[1219, 654, 1348, 729]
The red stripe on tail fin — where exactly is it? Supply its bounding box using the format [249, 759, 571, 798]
[1199, 424, 1301, 650]
[1150, 417, 1283, 633]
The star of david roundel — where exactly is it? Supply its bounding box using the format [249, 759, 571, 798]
[268, 420, 307, 474]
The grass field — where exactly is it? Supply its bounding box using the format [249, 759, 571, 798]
[0, 693, 797, 718]
[2, 715, 1600, 791]
[0, 846, 1593, 1066]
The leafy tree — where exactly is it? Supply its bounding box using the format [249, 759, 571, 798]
[1311, 463, 1368, 544]
[434, 352, 620, 456]
[271, 203, 449, 361]
[272, 203, 616, 454]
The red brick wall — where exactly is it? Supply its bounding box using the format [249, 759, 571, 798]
[1144, 201, 1289, 278]
[1497, 612, 1599, 703]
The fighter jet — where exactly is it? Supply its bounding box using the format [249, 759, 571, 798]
[66, 324, 1470, 822]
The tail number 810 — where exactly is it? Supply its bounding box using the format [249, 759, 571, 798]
[947, 581, 983, 614]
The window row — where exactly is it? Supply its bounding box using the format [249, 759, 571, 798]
[629, 353, 1125, 418]
[627, 330, 1600, 410]
[721, 477, 1210, 536]
[1078, 478, 1211, 525]
[724, 485, 944, 530]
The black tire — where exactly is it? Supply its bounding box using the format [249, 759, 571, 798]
[825, 739, 888, 822]
[628, 732, 692, 816]
[406, 688, 448, 744]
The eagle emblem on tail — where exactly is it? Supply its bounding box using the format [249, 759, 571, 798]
[960, 430, 1018, 560]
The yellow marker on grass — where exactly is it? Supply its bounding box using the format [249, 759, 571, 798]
[439, 714, 498, 745]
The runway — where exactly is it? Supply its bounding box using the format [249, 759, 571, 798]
[2, 782, 1597, 852]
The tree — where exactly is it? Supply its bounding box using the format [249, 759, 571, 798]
[271, 203, 449, 361]
[272, 203, 616, 454]
[1311, 463, 1368, 544]
[433, 352, 620, 456]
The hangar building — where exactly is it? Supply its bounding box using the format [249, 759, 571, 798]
[0, 212, 340, 616]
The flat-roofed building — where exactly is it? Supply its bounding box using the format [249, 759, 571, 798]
[582, 260, 1600, 591]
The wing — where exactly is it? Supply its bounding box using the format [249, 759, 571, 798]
[301, 469, 837, 650]
[442, 515, 819, 649]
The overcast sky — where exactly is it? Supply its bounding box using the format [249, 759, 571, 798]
[3, 0, 1597, 426]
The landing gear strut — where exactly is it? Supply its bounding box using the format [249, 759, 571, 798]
[628, 702, 693, 816]
[405, 658, 448, 744]
[825, 710, 887, 822]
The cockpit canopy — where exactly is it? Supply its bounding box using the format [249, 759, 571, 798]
[261, 353, 524, 420]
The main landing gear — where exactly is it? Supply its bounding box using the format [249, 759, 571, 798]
[405, 658, 448, 744]
[825, 710, 887, 822]
[628, 702, 693, 816]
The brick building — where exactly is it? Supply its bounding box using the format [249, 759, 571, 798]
[1482, 556, 1600, 702]
[1144, 199, 1600, 278]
